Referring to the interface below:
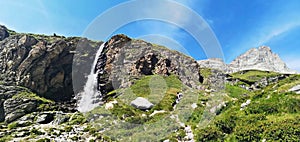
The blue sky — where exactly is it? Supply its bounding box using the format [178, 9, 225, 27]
[0, 0, 299, 71]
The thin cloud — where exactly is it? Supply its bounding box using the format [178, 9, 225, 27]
[257, 22, 300, 46]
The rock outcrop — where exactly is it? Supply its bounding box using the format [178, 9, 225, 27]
[0, 85, 30, 122]
[0, 25, 102, 101]
[198, 46, 297, 74]
[95, 34, 201, 98]
[198, 58, 230, 73]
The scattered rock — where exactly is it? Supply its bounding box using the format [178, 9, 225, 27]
[240, 100, 251, 110]
[130, 97, 154, 110]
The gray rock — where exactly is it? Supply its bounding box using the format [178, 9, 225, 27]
[3, 97, 39, 123]
[0, 25, 9, 41]
[229, 46, 297, 74]
[130, 97, 154, 110]
[197, 58, 230, 73]
[289, 85, 300, 92]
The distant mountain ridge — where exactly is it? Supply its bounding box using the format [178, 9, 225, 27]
[198, 46, 298, 74]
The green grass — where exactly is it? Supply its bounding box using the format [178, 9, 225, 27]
[131, 75, 182, 97]
[12, 92, 53, 104]
[199, 68, 212, 79]
[7, 122, 18, 130]
[86, 70, 300, 141]
[231, 70, 280, 84]
[0, 135, 12, 142]
[277, 74, 300, 92]
[225, 84, 253, 99]
[192, 71, 300, 141]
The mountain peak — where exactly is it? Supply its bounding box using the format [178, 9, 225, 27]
[258, 46, 271, 51]
[198, 46, 298, 74]
[229, 46, 297, 74]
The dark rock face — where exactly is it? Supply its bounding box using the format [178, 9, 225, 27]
[0, 25, 9, 41]
[95, 34, 201, 98]
[36, 113, 54, 124]
[0, 27, 102, 101]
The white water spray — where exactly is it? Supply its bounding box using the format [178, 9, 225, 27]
[77, 43, 105, 112]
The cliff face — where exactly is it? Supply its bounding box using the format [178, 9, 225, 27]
[198, 46, 297, 74]
[0, 25, 101, 101]
[94, 34, 202, 98]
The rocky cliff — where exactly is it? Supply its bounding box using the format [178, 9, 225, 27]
[198, 46, 297, 74]
[0, 25, 101, 101]
[94, 34, 201, 98]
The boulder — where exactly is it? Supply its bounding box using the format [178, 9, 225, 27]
[130, 97, 154, 110]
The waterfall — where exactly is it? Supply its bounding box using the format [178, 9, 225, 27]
[77, 43, 105, 112]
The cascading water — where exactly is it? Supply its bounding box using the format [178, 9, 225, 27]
[77, 43, 105, 112]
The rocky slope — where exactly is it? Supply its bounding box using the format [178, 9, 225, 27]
[0, 25, 299, 142]
[198, 46, 298, 74]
